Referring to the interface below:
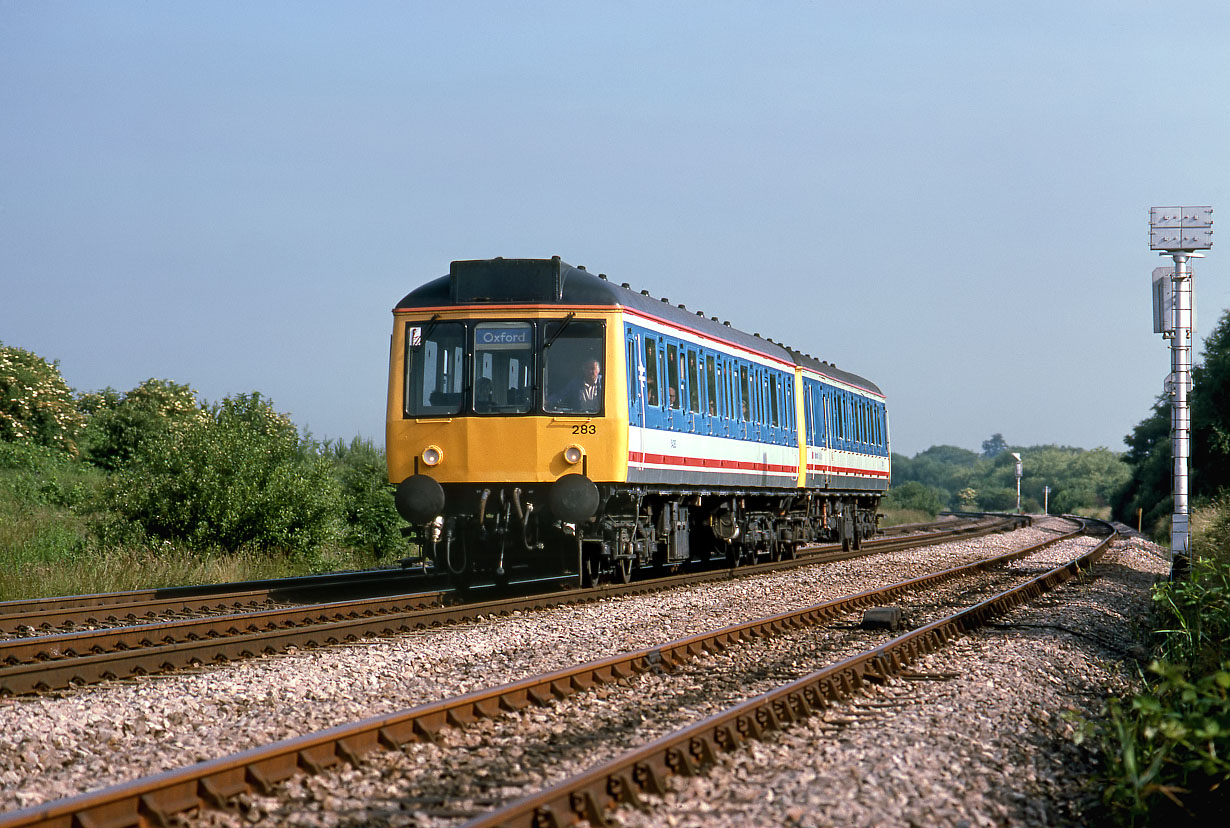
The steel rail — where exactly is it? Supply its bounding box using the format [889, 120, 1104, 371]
[0, 518, 1076, 828]
[0, 569, 448, 634]
[0, 516, 1024, 695]
[465, 519, 1118, 828]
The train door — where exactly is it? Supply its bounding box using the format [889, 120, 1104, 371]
[720, 358, 733, 438]
[820, 386, 832, 488]
[703, 354, 719, 437]
[626, 329, 643, 461]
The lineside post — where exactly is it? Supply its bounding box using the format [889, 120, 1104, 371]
[1149, 206, 1213, 580]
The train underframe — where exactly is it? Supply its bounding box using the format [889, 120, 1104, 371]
[408, 483, 882, 586]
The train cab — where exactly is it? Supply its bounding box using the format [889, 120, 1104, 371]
[386, 257, 630, 579]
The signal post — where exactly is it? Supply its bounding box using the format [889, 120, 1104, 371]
[1149, 206, 1213, 578]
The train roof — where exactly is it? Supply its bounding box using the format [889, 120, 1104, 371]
[395, 257, 883, 397]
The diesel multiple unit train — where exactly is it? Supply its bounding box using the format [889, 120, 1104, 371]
[387, 257, 890, 584]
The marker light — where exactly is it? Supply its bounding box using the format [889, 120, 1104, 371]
[564, 444, 584, 465]
[422, 445, 443, 466]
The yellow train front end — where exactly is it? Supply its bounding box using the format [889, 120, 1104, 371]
[386, 258, 630, 583]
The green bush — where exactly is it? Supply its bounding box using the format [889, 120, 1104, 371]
[1086, 557, 1230, 823]
[329, 436, 403, 558]
[0, 342, 84, 455]
[0, 440, 101, 509]
[1094, 660, 1230, 823]
[882, 480, 946, 518]
[105, 392, 341, 555]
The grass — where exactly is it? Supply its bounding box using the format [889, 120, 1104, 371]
[0, 459, 387, 602]
[1, 539, 388, 601]
[878, 507, 936, 527]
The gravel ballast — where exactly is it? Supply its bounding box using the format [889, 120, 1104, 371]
[0, 519, 1167, 827]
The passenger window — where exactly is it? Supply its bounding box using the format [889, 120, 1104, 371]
[706, 355, 718, 416]
[666, 343, 681, 409]
[644, 339, 659, 407]
[770, 376, 779, 427]
[739, 365, 750, 421]
[726, 362, 734, 419]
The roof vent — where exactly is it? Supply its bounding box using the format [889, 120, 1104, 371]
[577, 265, 586, 271]
[696, 310, 704, 317]
[723, 321, 731, 327]
[598, 272, 607, 280]
[661, 297, 670, 303]
[622, 282, 631, 289]
[641, 290, 651, 296]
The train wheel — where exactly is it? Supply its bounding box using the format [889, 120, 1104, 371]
[615, 557, 633, 584]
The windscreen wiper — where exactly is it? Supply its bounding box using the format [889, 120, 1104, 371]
[543, 312, 576, 349]
[412, 313, 442, 350]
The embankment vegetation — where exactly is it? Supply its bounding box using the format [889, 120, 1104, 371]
[1, 341, 402, 600]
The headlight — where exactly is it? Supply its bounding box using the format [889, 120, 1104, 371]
[564, 444, 584, 465]
[422, 445, 443, 466]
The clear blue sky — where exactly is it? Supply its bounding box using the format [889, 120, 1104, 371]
[2, 2, 1228, 458]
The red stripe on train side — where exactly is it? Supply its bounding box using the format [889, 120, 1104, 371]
[806, 462, 890, 478]
[629, 451, 797, 476]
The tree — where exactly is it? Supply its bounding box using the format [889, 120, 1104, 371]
[1113, 399, 1172, 532]
[882, 480, 945, 518]
[1191, 308, 1230, 496]
[981, 433, 1008, 458]
[1116, 306, 1230, 533]
[0, 341, 84, 455]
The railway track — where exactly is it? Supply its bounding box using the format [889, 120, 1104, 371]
[0, 516, 1115, 828]
[0, 567, 450, 636]
[0, 515, 996, 636]
[0, 516, 1019, 696]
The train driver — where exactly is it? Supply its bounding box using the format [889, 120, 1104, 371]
[550, 359, 602, 413]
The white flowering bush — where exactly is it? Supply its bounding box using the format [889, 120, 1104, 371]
[79, 378, 207, 470]
[0, 342, 84, 454]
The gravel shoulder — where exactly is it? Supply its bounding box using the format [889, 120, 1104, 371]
[617, 528, 1168, 828]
